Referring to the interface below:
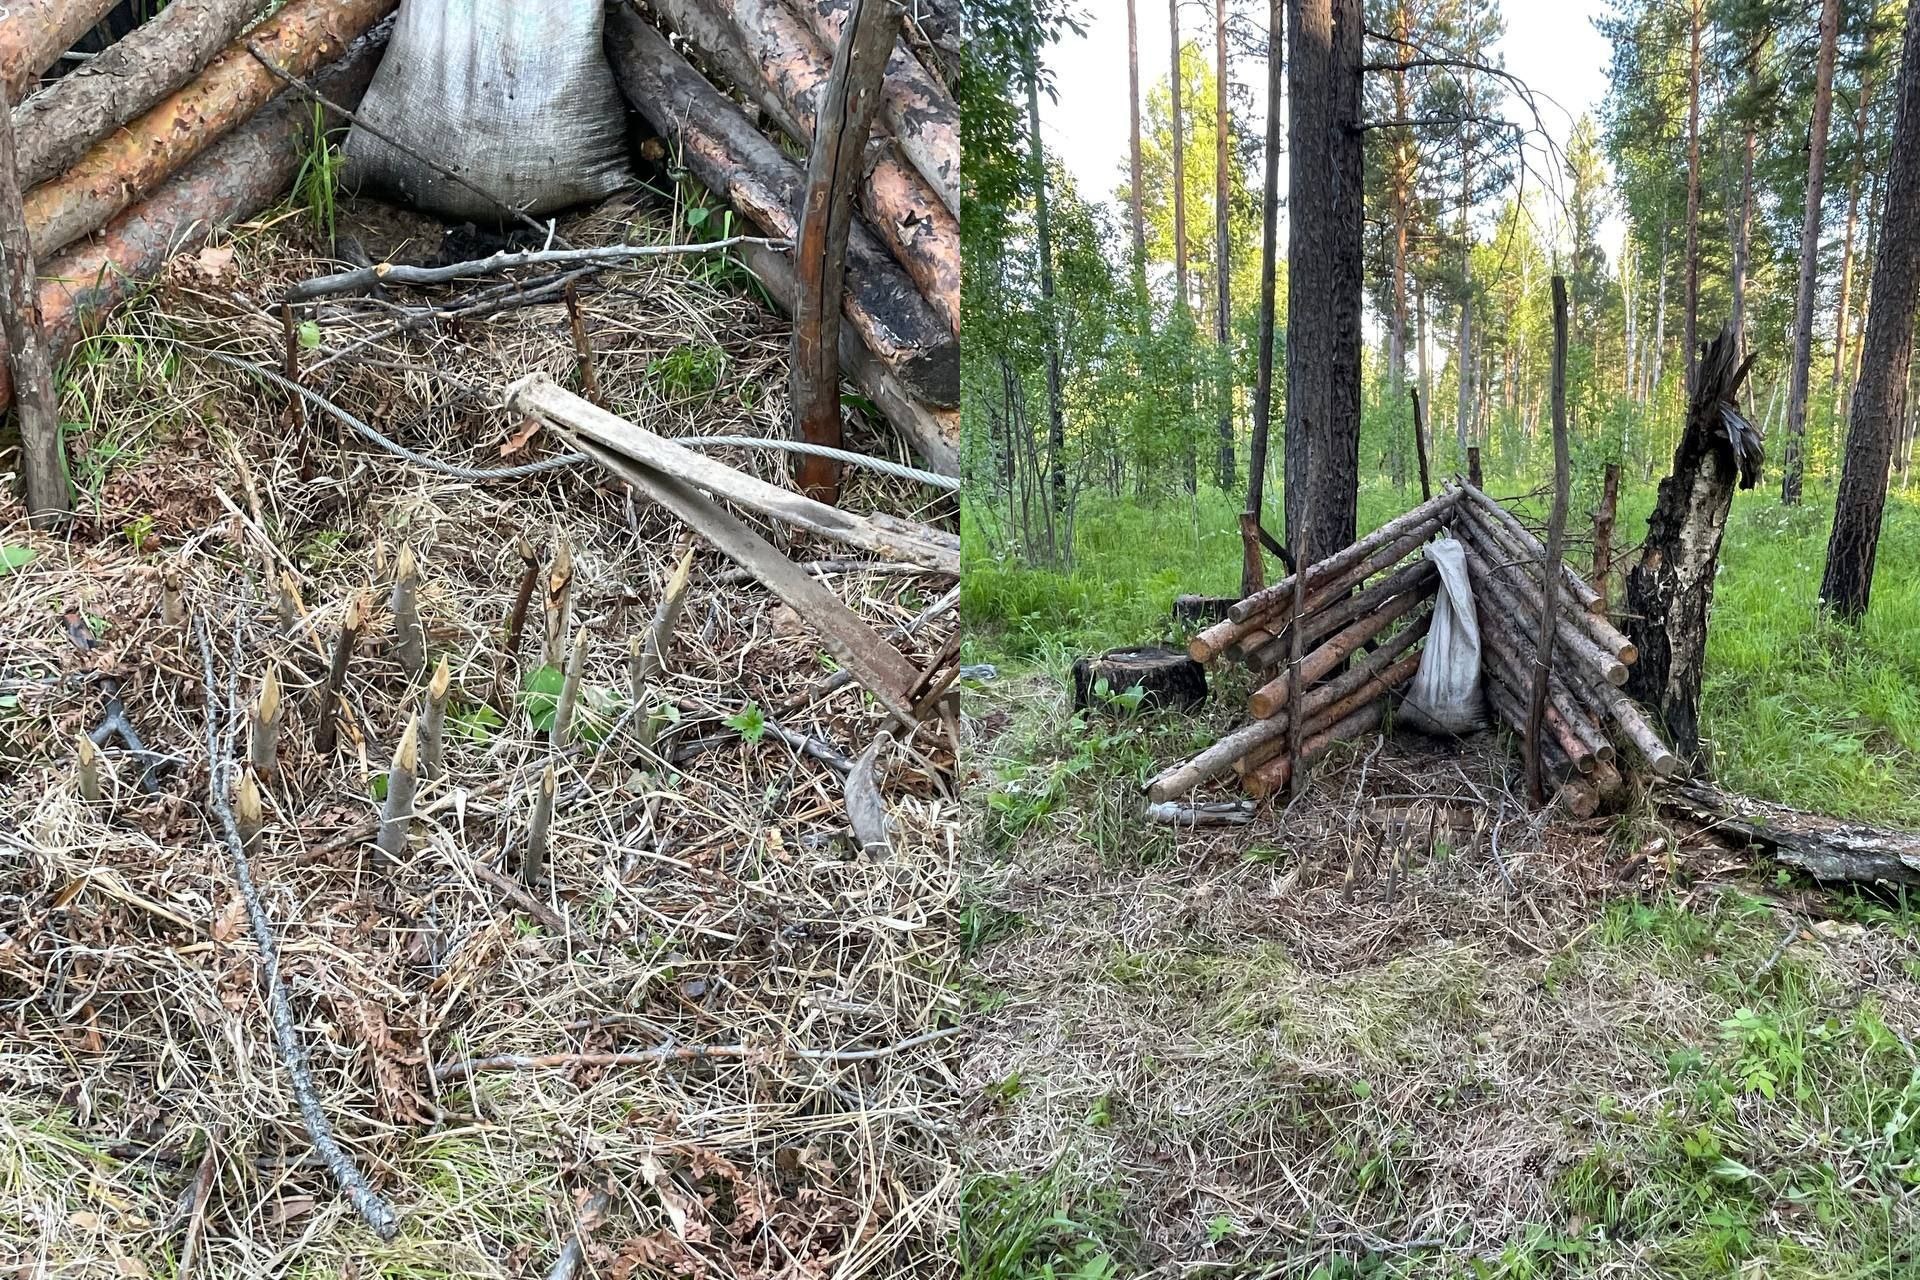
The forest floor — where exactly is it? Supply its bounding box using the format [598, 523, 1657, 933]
[959, 481, 1920, 1277]
[0, 196, 961, 1277]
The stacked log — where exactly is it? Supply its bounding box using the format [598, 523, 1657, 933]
[1148, 483, 1680, 811]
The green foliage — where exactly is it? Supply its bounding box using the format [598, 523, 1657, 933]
[955, 1162, 1126, 1280]
[725, 702, 767, 745]
[0, 545, 35, 575]
[650, 342, 728, 399]
[291, 101, 343, 247]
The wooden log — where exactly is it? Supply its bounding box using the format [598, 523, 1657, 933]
[12, 0, 265, 191]
[0, 98, 69, 524]
[0, 22, 385, 413]
[0, 0, 120, 105]
[1454, 481, 1606, 613]
[1475, 600, 1612, 763]
[1242, 701, 1386, 800]
[1456, 520, 1628, 685]
[734, 238, 957, 474]
[22, 0, 396, 261]
[718, 0, 957, 334]
[1527, 275, 1573, 805]
[1144, 610, 1430, 802]
[789, 0, 899, 505]
[793, 0, 960, 216]
[605, 7, 958, 407]
[1657, 780, 1920, 886]
[1593, 460, 1620, 612]
[1227, 488, 1456, 625]
[1481, 640, 1595, 773]
[506, 373, 958, 573]
[1248, 557, 1436, 670]
[1235, 647, 1424, 778]
[1071, 647, 1205, 713]
[1247, 583, 1431, 719]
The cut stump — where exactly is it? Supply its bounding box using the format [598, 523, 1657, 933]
[1071, 647, 1206, 713]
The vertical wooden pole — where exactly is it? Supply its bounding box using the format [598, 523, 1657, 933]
[1466, 445, 1482, 489]
[563, 280, 602, 407]
[1526, 277, 1572, 806]
[791, 0, 899, 505]
[1592, 460, 1619, 612]
[1242, 0, 1284, 599]
[0, 107, 69, 524]
[1410, 388, 1432, 502]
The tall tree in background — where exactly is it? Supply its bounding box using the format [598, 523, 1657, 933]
[1128, 0, 1149, 280]
[1782, 0, 1842, 506]
[1820, 0, 1920, 621]
[1833, 20, 1879, 425]
[1214, 0, 1235, 489]
[1244, 0, 1283, 596]
[1285, 0, 1364, 563]
[1024, 42, 1068, 505]
[1169, 0, 1190, 311]
[1681, 0, 1702, 390]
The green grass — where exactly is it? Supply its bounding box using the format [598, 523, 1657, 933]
[956, 1160, 1129, 1279]
[964, 477, 1920, 825]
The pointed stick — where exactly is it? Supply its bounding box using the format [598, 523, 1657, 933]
[421, 657, 451, 780]
[491, 536, 542, 710]
[236, 769, 264, 850]
[563, 279, 602, 406]
[523, 763, 557, 888]
[275, 570, 304, 634]
[375, 717, 419, 862]
[76, 733, 101, 802]
[551, 629, 589, 751]
[639, 545, 694, 685]
[161, 570, 186, 628]
[249, 664, 283, 778]
[391, 544, 426, 675]
[543, 537, 575, 669]
[315, 594, 366, 755]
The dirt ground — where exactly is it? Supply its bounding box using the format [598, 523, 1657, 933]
[0, 195, 961, 1277]
[961, 669, 1920, 1278]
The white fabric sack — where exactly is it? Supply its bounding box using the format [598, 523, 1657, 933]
[343, 0, 633, 221]
[1398, 537, 1487, 735]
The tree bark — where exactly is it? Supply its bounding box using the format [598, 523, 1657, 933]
[606, 10, 957, 406]
[11, 0, 263, 192]
[1783, 0, 1842, 505]
[789, 0, 897, 505]
[0, 102, 66, 523]
[1169, 0, 1189, 312]
[0, 0, 121, 105]
[1127, 0, 1148, 276]
[1023, 44, 1067, 508]
[1214, 0, 1234, 492]
[1833, 54, 1874, 427]
[21, 0, 395, 262]
[1819, 6, 1920, 622]
[1526, 277, 1572, 804]
[1682, 0, 1702, 390]
[1625, 323, 1760, 761]
[1243, 0, 1284, 597]
[1593, 460, 1619, 611]
[1284, 0, 1363, 566]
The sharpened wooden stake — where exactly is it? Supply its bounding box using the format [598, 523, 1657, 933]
[76, 733, 101, 802]
[236, 769, 264, 849]
[504, 536, 540, 655]
[315, 594, 365, 755]
[524, 763, 556, 888]
[551, 629, 588, 751]
[421, 656, 451, 780]
[275, 570, 303, 634]
[0, 103, 71, 525]
[563, 279, 602, 406]
[391, 544, 426, 674]
[375, 717, 419, 861]
[543, 537, 574, 669]
[249, 664, 283, 778]
[161, 570, 186, 627]
[640, 545, 695, 685]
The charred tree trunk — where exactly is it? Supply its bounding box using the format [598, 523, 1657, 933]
[1624, 323, 1762, 762]
[1819, 6, 1920, 622]
[1783, 0, 1842, 505]
[1284, 0, 1363, 567]
[1243, 0, 1284, 598]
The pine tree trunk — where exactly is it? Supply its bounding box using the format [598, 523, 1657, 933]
[1127, 0, 1147, 278]
[1214, 0, 1234, 492]
[1784, 0, 1842, 505]
[1023, 49, 1067, 507]
[1648, 214, 1669, 403]
[1819, 7, 1920, 622]
[1682, 0, 1703, 391]
[1169, 0, 1188, 313]
[1834, 56, 1874, 426]
[1244, 0, 1284, 597]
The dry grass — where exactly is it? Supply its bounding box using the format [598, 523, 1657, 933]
[0, 195, 959, 1277]
[961, 670, 1920, 1278]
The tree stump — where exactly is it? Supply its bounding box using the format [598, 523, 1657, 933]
[1171, 594, 1235, 632]
[1071, 647, 1206, 713]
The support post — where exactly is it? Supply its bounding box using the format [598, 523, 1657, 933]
[1526, 277, 1572, 805]
[0, 106, 69, 524]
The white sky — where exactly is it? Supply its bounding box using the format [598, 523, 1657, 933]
[1038, 0, 1621, 259]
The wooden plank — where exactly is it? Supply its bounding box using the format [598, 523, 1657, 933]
[505, 374, 958, 573]
[566, 436, 921, 725]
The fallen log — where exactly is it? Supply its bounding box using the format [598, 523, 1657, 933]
[12, 0, 265, 191]
[735, 239, 956, 474]
[0, 0, 121, 105]
[1482, 675, 1600, 817]
[22, 0, 397, 260]
[0, 23, 386, 413]
[793, 0, 959, 217]
[1247, 581, 1434, 719]
[504, 373, 959, 573]
[1143, 610, 1430, 803]
[605, 6, 958, 407]
[1242, 701, 1386, 800]
[1659, 781, 1920, 886]
[1226, 488, 1456, 626]
[716, 0, 958, 332]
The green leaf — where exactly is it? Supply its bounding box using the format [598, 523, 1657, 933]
[519, 663, 566, 731]
[726, 702, 766, 744]
[369, 773, 388, 802]
[685, 205, 710, 229]
[450, 701, 505, 742]
[298, 320, 322, 349]
[0, 545, 35, 575]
